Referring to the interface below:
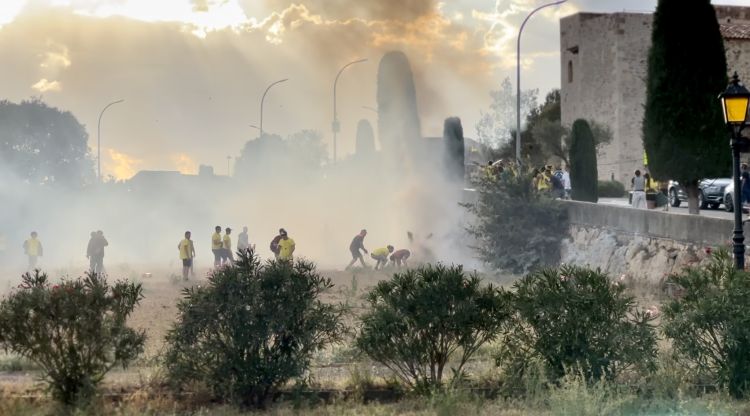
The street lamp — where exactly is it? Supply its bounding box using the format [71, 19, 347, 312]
[97, 99, 124, 182]
[333, 58, 367, 163]
[719, 72, 750, 269]
[260, 78, 288, 138]
[515, 0, 566, 166]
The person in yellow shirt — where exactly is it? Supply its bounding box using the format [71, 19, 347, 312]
[22, 231, 43, 270]
[177, 231, 195, 281]
[222, 227, 234, 266]
[536, 166, 552, 192]
[211, 226, 223, 268]
[371, 245, 394, 270]
[277, 229, 296, 261]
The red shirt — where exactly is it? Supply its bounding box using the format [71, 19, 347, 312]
[390, 249, 410, 260]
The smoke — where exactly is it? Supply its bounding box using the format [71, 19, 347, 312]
[1, 49, 481, 281]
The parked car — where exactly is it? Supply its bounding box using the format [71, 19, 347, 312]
[668, 178, 731, 209]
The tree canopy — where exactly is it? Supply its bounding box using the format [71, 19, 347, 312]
[643, 0, 729, 184]
[569, 119, 598, 202]
[0, 98, 93, 187]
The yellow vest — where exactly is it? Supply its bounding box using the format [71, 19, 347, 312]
[278, 238, 295, 260]
[223, 235, 232, 250]
[211, 232, 222, 250]
[25, 238, 41, 256]
[372, 247, 390, 257]
[179, 239, 194, 260]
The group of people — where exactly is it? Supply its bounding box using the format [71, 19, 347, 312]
[533, 165, 571, 199]
[630, 169, 668, 210]
[19, 225, 410, 282]
[345, 229, 411, 271]
[484, 160, 572, 199]
[176, 226, 295, 280]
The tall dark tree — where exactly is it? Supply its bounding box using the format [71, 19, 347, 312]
[569, 119, 598, 202]
[0, 98, 93, 187]
[376, 51, 422, 160]
[643, 0, 729, 214]
[443, 117, 465, 183]
[355, 119, 376, 157]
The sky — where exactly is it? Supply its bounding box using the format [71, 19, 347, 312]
[1, 0, 750, 179]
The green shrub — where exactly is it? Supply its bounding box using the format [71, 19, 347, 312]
[355, 264, 510, 393]
[465, 166, 569, 274]
[569, 119, 598, 202]
[163, 250, 345, 408]
[0, 271, 145, 407]
[662, 249, 750, 398]
[497, 265, 657, 384]
[598, 180, 626, 198]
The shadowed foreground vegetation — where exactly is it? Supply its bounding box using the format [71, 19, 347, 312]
[1, 250, 750, 415]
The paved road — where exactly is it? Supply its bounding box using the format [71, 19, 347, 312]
[598, 197, 739, 220]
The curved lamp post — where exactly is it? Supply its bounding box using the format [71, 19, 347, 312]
[260, 78, 288, 138]
[333, 58, 367, 163]
[516, 0, 567, 166]
[97, 99, 124, 182]
[719, 72, 750, 269]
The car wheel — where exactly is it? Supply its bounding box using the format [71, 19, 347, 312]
[669, 189, 680, 207]
[726, 194, 735, 212]
[699, 192, 707, 209]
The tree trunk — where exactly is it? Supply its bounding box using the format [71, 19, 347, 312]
[685, 181, 701, 215]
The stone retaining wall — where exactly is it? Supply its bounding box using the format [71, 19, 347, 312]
[561, 200, 748, 282]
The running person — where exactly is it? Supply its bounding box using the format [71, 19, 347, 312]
[371, 245, 394, 270]
[345, 229, 368, 270]
[178, 231, 195, 280]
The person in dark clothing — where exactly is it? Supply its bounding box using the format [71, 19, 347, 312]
[86, 231, 96, 272]
[88, 230, 108, 274]
[270, 228, 285, 259]
[345, 229, 369, 270]
[742, 163, 750, 205]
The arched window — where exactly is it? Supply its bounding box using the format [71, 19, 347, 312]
[568, 60, 573, 83]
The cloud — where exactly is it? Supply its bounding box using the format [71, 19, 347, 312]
[40, 43, 71, 69]
[31, 78, 61, 92]
[0, 0, 25, 27]
[0, 0, 559, 174]
[259, 0, 437, 21]
[106, 148, 142, 180]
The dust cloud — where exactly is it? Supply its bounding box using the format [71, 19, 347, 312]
[1, 50, 481, 280]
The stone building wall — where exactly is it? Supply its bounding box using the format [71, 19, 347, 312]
[561, 6, 750, 183]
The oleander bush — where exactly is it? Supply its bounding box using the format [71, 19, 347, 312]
[355, 264, 511, 393]
[163, 249, 345, 408]
[0, 270, 145, 407]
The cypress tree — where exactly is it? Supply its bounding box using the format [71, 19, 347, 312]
[355, 119, 376, 157]
[569, 119, 598, 202]
[376, 51, 422, 158]
[643, 0, 729, 214]
[443, 117, 465, 183]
